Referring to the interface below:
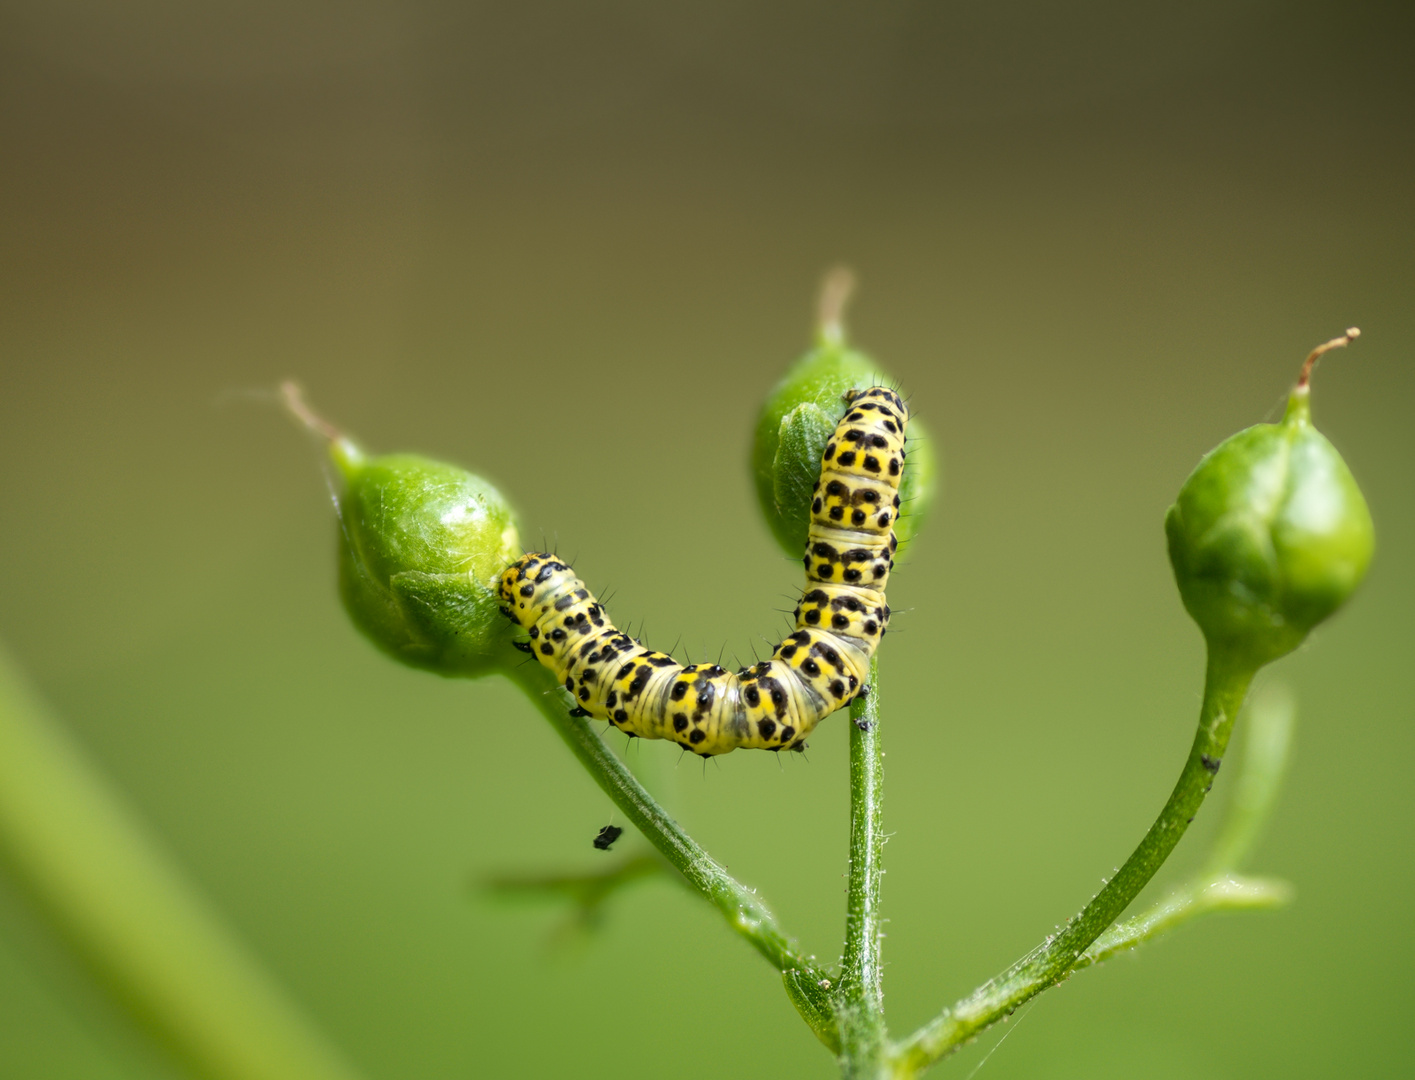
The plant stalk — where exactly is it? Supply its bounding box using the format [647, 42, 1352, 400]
[835, 657, 888, 1077]
[898, 648, 1255, 1070]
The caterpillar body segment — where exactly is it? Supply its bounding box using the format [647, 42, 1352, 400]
[498, 387, 908, 755]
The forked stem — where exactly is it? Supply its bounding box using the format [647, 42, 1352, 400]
[896, 648, 1256, 1071]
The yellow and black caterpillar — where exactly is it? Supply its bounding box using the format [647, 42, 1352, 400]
[498, 387, 908, 756]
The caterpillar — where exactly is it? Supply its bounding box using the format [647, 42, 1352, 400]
[497, 387, 907, 756]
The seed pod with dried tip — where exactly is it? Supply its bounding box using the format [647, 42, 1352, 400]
[284, 384, 522, 679]
[1165, 330, 1375, 669]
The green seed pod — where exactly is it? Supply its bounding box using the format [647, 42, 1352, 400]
[1165, 331, 1374, 668]
[752, 270, 938, 557]
[284, 385, 521, 678]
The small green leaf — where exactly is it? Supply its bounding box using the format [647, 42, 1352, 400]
[772, 402, 836, 548]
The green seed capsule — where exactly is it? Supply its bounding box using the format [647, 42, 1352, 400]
[752, 270, 938, 557]
[1165, 330, 1374, 668]
[284, 385, 521, 678]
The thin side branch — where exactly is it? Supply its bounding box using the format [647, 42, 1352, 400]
[483, 852, 664, 909]
[483, 852, 666, 940]
[508, 663, 827, 986]
[1076, 874, 1292, 972]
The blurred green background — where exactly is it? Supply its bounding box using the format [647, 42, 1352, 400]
[1, 2, 1412, 1077]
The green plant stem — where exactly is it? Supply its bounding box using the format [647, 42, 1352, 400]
[0, 646, 363, 1080]
[897, 648, 1255, 1071]
[835, 657, 888, 1077]
[1076, 680, 1296, 972]
[508, 663, 826, 986]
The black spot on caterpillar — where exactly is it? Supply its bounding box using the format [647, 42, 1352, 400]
[499, 387, 907, 756]
[593, 825, 624, 851]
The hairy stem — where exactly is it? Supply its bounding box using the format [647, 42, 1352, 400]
[0, 646, 362, 1080]
[508, 663, 826, 986]
[898, 648, 1255, 1070]
[836, 657, 888, 1076]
